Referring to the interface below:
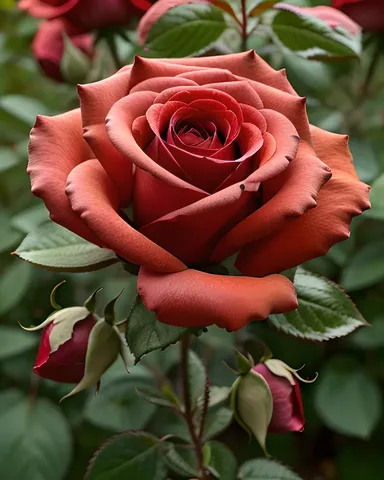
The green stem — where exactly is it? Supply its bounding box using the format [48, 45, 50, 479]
[359, 39, 382, 102]
[180, 335, 209, 480]
[106, 34, 123, 71]
[241, 0, 248, 51]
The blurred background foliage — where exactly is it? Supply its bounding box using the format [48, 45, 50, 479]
[1, 0, 384, 479]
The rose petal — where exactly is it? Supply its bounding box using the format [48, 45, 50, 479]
[130, 76, 197, 94]
[140, 181, 257, 264]
[138, 268, 298, 330]
[162, 51, 296, 94]
[19, 0, 80, 18]
[107, 90, 202, 191]
[134, 167, 207, 228]
[203, 81, 264, 110]
[236, 127, 370, 276]
[27, 110, 100, 245]
[66, 159, 186, 273]
[78, 69, 132, 205]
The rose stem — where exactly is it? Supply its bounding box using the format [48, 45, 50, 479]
[106, 34, 123, 71]
[241, 0, 248, 51]
[360, 38, 382, 102]
[180, 335, 209, 480]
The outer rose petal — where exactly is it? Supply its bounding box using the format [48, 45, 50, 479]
[78, 69, 132, 205]
[236, 127, 371, 277]
[27, 110, 100, 245]
[66, 159, 186, 273]
[138, 268, 298, 330]
[19, 0, 80, 18]
[162, 51, 296, 95]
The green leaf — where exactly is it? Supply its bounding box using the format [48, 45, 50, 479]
[340, 241, 384, 291]
[0, 389, 72, 480]
[198, 386, 230, 409]
[269, 268, 367, 341]
[14, 221, 118, 272]
[248, 0, 279, 17]
[240, 458, 302, 479]
[0, 260, 33, 316]
[0, 147, 19, 172]
[348, 138, 379, 183]
[0, 209, 22, 253]
[208, 441, 238, 480]
[0, 326, 38, 361]
[136, 386, 179, 409]
[143, 3, 227, 58]
[84, 376, 155, 432]
[272, 7, 361, 60]
[0, 95, 49, 126]
[350, 316, 384, 350]
[314, 356, 382, 439]
[61, 33, 92, 84]
[126, 299, 188, 363]
[188, 350, 206, 406]
[365, 173, 384, 220]
[85, 431, 166, 480]
[203, 406, 233, 441]
[165, 444, 199, 478]
[11, 203, 50, 234]
[150, 408, 191, 442]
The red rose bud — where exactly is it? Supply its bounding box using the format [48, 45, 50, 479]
[33, 307, 97, 383]
[32, 18, 94, 83]
[22, 294, 130, 399]
[332, 0, 384, 32]
[253, 360, 305, 433]
[232, 358, 315, 452]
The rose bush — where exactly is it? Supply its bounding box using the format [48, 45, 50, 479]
[332, 0, 384, 31]
[32, 18, 93, 82]
[27, 51, 370, 330]
[19, 0, 150, 31]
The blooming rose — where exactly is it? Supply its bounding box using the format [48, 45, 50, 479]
[33, 307, 97, 383]
[253, 362, 305, 433]
[332, 0, 384, 31]
[27, 52, 370, 330]
[32, 18, 94, 82]
[19, 0, 148, 31]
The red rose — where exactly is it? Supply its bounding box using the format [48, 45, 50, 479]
[253, 363, 304, 433]
[33, 308, 97, 383]
[27, 52, 370, 330]
[332, 0, 384, 31]
[19, 0, 144, 31]
[32, 18, 94, 82]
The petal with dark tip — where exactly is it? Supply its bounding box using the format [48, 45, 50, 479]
[138, 268, 298, 330]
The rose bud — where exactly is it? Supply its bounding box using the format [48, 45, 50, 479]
[33, 306, 97, 383]
[32, 18, 94, 83]
[19, 0, 146, 32]
[332, 0, 384, 32]
[231, 358, 315, 452]
[22, 288, 130, 399]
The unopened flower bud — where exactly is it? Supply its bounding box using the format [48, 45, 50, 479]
[33, 306, 97, 383]
[231, 357, 314, 452]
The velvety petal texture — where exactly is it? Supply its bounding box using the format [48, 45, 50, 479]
[332, 0, 384, 31]
[27, 51, 370, 330]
